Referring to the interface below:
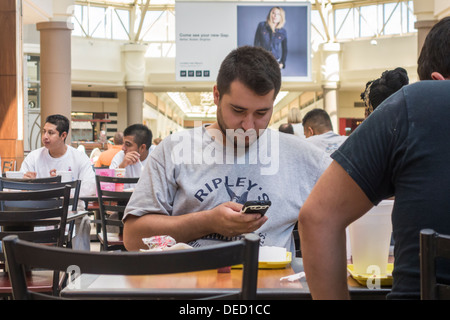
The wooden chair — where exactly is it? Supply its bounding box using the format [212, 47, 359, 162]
[0, 186, 71, 297]
[0, 178, 81, 248]
[0, 178, 81, 211]
[420, 229, 450, 299]
[3, 233, 260, 300]
[95, 175, 139, 251]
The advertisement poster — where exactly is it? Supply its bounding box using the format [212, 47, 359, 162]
[176, 1, 311, 82]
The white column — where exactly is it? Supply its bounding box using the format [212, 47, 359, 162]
[322, 83, 339, 132]
[413, 0, 438, 55]
[122, 43, 147, 125]
[126, 87, 144, 125]
[320, 42, 341, 134]
[37, 21, 74, 142]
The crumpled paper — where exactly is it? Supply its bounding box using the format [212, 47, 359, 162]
[140, 235, 193, 252]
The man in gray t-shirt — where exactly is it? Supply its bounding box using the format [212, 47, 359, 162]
[302, 108, 347, 154]
[122, 46, 331, 252]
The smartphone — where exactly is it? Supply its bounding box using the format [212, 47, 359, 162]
[241, 200, 271, 216]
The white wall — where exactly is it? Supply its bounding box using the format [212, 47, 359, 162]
[23, 0, 53, 24]
[340, 35, 419, 87]
[72, 38, 122, 72]
[338, 91, 365, 119]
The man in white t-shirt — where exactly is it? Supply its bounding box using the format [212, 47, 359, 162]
[302, 108, 347, 154]
[20, 114, 95, 250]
[109, 124, 152, 178]
[21, 114, 95, 195]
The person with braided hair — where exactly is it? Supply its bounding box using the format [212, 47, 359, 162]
[361, 67, 409, 118]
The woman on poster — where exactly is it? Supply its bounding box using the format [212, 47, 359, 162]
[254, 6, 287, 69]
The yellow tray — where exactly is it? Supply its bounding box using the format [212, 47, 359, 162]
[232, 252, 292, 269]
[347, 263, 393, 286]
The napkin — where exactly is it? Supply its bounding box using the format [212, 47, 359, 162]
[140, 235, 193, 252]
[280, 272, 305, 282]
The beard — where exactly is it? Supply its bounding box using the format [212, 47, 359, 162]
[216, 105, 260, 149]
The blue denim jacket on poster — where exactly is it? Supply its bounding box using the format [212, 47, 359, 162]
[254, 21, 287, 68]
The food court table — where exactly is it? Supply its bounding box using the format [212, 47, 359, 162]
[61, 258, 391, 300]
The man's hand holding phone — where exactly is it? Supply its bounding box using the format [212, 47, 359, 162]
[208, 201, 268, 238]
[241, 200, 271, 216]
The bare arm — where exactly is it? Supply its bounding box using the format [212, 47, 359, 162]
[298, 161, 373, 299]
[23, 172, 37, 179]
[119, 151, 140, 169]
[123, 201, 267, 251]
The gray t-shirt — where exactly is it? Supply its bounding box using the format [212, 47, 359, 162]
[124, 126, 331, 253]
[306, 131, 348, 154]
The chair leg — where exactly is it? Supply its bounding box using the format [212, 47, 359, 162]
[420, 229, 437, 299]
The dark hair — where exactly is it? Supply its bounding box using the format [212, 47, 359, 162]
[418, 17, 450, 80]
[360, 67, 409, 117]
[278, 123, 294, 134]
[113, 132, 124, 145]
[216, 46, 281, 100]
[45, 114, 70, 139]
[302, 109, 332, 133]
[123, 124, 152, 150]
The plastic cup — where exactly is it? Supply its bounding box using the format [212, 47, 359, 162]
[346, 227, 352, 260]
[5, 171, 24, 179]
[56, 171, 73, 182]
[349, 200, 393, 275]
[114, 168, 126, 191]
[114, 168, 126, 178]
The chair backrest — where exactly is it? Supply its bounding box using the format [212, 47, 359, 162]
[95, 175, 139, 200]
[0, 186, 71, 296]
[95, 175, 139, 250]
[0, 179, 81, 211]
[0, 176, 62, 183]
[420, 229, 450, 300]
[3, 233, 260, 300]
[0, 186, 71, 253]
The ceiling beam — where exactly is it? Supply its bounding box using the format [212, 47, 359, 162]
[134, 0, 150, 42]
[315, 0, 332, 42]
